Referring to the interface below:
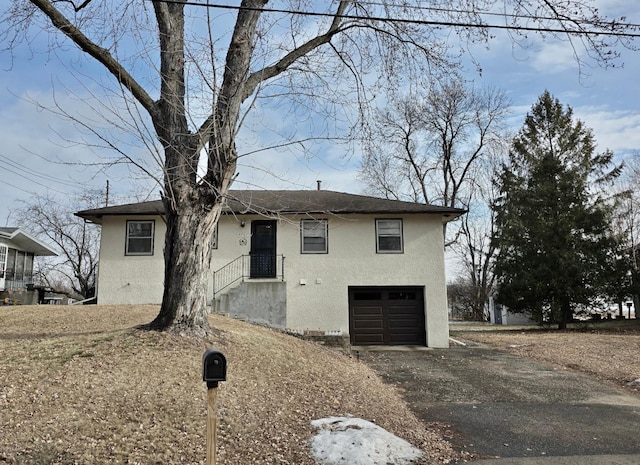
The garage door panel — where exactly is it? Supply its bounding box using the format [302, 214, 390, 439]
[349, 286, 425, 346]
[387, 318, 421, 329]
[389, 332, 425, 345]
[352, 305, 383, 316]
[387, 304, 422, 315]
[352, 319, 384, 330]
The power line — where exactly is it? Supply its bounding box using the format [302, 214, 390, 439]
[0, 154, 82, 189]
[149, 0, 640, 38]
[355, 1, 640, 29]
[0, 164, 73, 196]
[0, 165, 70, 195]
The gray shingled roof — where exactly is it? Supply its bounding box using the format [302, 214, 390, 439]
[75, 190, 465, 224]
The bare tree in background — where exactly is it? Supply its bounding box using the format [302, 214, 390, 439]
[451, 164, 504, 320]
[2, 1, 636, 336]
[613, 156, 640, 314]
[360, 79, 510, 320]
[16, 193, 100, 300]
[361, 80, 510, 243]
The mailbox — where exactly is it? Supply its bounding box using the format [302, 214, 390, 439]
[203, 348, 227, 388]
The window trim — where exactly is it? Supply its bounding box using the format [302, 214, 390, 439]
[125, 220, 155, 256]
[300, 219, 328, 254]
[375, 218, 404, 254]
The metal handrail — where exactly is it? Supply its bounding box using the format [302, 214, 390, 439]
[213, 254, 285, 298]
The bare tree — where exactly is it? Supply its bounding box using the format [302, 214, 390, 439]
[452, 171, 502, 320]
[613, 156, 640, 314]
[361, 80, 510, 243]
[2, 1, 636, 336]
[16, 193, 101, 300]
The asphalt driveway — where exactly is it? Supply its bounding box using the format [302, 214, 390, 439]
[359, 342, 640, 464]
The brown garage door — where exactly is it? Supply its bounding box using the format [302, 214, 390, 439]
[349, 286, 426, 346]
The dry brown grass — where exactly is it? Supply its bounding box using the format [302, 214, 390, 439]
[0, 305, 458, 465]
[452, 323, 640, 391]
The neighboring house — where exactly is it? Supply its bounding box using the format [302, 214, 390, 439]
[76, 190, 464, 348]
[488, 294, 538, 326]
[0, 227, 58, 303]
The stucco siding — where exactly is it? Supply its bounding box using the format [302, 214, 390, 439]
[274, 214, 449, 347]
[97, 216, 165, 304]
[96, 212, 450, 347]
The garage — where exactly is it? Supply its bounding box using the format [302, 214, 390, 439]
[348, 286, 426, 346]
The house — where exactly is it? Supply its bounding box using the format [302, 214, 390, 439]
[488, 295, 537, 325]
[0, 227, 58, 304]
[76, 190, 464, 348]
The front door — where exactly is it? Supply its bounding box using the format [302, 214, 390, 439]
[0, 244, 7, 291]
[250, 220, 277, 278]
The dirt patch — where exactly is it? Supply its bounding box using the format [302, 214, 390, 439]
[0, 305, 460, 464]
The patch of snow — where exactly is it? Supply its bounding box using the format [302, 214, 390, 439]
[309, 416, 424, 465]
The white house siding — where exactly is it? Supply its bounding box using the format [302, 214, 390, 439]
[96, 212, 450, 348]
[209, 213, 449, 348]
[278, 214, 448, 348]
[96, 216, 166, 305]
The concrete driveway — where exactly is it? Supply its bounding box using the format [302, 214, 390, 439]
[359, 342, 640, 464]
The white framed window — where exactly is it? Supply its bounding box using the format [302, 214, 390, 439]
[126, 220, 155, 256]
[301, 219, 328, 254]
[376, 219, 403, 253]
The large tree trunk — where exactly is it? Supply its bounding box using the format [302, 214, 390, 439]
[24, 0, 343, 337]
[148, 200, 221, 337]
[558, 300, 572, 330]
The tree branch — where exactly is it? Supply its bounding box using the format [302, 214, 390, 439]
[29, 0, 157, 118]
[242, 1, 349, 102]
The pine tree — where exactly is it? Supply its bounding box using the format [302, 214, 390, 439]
[493, 91, 621, 329]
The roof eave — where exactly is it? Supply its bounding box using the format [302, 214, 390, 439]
[0, 229, 59, 256]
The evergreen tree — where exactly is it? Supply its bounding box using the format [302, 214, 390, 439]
[493, 91, 621, 329]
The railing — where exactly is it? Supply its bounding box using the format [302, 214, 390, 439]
[213, 254, 285, 298]
[0, 270, 35, 291]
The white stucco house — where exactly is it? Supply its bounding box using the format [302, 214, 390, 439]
[76, 190, 464, 348]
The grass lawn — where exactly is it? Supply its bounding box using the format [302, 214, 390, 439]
[0, 305, 457, 464]
[452, 320, 640, 391]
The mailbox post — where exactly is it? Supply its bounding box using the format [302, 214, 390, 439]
[203, 348, 227, 465]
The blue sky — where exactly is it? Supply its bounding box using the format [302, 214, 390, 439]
[1, 1, 639, 228]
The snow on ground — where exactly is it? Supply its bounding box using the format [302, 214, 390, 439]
[310, 416, 424, 465]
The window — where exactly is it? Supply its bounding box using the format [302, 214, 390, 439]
[301, 219, 328, 253]
[126, 220, 155, 255]
[212, 223, 218, 250]
[376, 219, 403, 253]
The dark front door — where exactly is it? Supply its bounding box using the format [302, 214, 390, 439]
[250, 220, 277, 278]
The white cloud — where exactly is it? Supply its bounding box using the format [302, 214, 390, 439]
[575, 106, 640, 153]
[528, 41, 579, 74]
